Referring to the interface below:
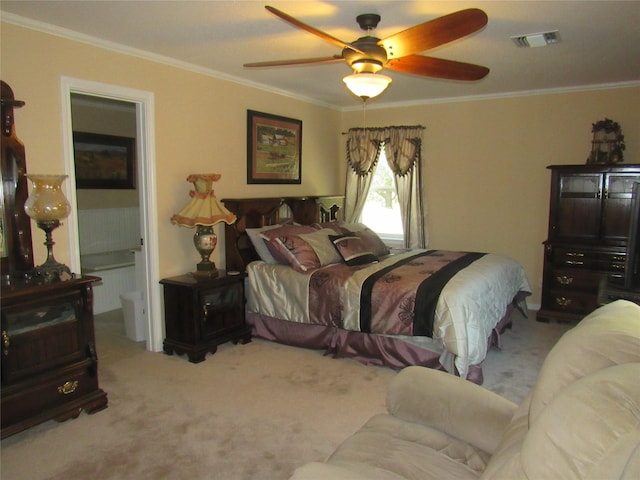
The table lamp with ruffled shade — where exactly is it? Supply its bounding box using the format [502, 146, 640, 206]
[171, 174, 236, 278]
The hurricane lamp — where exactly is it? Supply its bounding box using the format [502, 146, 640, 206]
[23, 174, 72, 282]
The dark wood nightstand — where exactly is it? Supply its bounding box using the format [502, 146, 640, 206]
[160, 271, 251, 363]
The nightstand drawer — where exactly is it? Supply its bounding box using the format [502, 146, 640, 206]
[1, 360, 98, 429]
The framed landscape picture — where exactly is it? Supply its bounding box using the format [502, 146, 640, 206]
[73, 132, 136, 189]
[247, 110, 302, 184]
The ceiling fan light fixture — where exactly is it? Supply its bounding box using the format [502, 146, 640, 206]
[343, 72, 392, 100]
[352, 59, 384, 74]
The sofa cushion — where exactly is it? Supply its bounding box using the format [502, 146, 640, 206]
[523, 363, 640, 480]
[529, 300, 640, 424]
[323, 413, 489, 480]
[480, 395, 532, 480]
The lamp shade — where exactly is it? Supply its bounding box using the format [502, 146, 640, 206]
[170, 174, 236, 227]
[171, 174, 236, 278]
[23, 174, 72, 282]
[24, 174, 71, 221]
[343, 72, 392, 100]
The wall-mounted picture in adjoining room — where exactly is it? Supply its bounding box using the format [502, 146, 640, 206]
[247, 110, 301, 184]
[73, 131, 136, 189]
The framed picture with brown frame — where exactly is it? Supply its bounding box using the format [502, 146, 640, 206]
[73, 131, 136, 189]
[247, 110, 302, 184]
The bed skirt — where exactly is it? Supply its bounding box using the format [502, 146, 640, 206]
[246, 300, 521, 384]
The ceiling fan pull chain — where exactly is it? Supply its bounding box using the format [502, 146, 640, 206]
[362, 99, 367, 131]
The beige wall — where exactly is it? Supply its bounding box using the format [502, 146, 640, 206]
[341, 87, 640, 304]
[1, 23, 342, 278]
[3, 21, 639, 306]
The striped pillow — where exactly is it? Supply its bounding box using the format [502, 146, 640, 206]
[329, 234, 378, 266]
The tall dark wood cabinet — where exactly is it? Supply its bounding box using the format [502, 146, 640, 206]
[538, 164, 640, 322]
[1, 276, 108, 438]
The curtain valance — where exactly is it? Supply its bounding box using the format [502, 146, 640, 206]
[346, 125, 424, 177]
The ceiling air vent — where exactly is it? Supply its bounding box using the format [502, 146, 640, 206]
[511, 30, 560, 48]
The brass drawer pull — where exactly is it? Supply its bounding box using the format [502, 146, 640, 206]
[555, 297, 572, 307]
[611, 264, 625, 270]
[564, 260, 584, 265]
[2, 330, 9, 356]
[556, 275, 573, 285]
[566, 252, 585, 257]
[58, 380, 79, 395]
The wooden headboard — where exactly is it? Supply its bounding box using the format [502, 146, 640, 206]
[222, 196, 344, 272]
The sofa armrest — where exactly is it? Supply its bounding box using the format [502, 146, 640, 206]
[386, 366, 517, 454]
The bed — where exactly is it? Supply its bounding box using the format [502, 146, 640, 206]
[222, 196, 531, 383]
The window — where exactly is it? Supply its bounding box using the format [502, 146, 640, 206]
[360, 150, 404, 246]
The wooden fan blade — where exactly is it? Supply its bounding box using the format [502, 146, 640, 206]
[244, 56, 344, 68]
[379, 8, 488, 59]
[265, 6, 365, 54]
[387, 55, 489, 81]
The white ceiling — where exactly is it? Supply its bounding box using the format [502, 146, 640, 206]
[2, 1, 639, 109]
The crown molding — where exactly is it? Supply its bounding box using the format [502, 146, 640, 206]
[340, 81, 640, 112]
[1, 12, 336, 110]
[4, 12, 638, 113]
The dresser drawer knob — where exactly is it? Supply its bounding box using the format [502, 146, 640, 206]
[555, 297, 572, 307]
[556, 275, 574, 285]
[58, 380, 79, 395]
[2, 330, 9, 356]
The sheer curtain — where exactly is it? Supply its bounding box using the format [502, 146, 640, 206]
[344, 125, 426, 248]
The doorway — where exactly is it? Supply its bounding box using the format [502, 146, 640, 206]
[71, 94, 140, 314]
[60, 77, 162, 352]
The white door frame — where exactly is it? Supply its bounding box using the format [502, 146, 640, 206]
[60, 77, 163, 352]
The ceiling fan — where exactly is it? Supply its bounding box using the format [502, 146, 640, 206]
[244, 5, 490, 100]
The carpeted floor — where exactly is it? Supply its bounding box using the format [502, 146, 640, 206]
[0, 308, 572, 480]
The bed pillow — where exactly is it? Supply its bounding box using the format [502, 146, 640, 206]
[329, 234, 378, 266]
[353, 228, 390, 258]
[298, 228, 342, 266]
[313, 221, 345, 233]
[259, 224, 319, 271]
[318, 221, 390, 258]
[246, 224, 284, 264]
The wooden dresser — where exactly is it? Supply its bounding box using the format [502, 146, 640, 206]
[537, 164, 640, 322]
[1, 275, 108, 438]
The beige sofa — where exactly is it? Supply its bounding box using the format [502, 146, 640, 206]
[290, 299, 640, 480]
